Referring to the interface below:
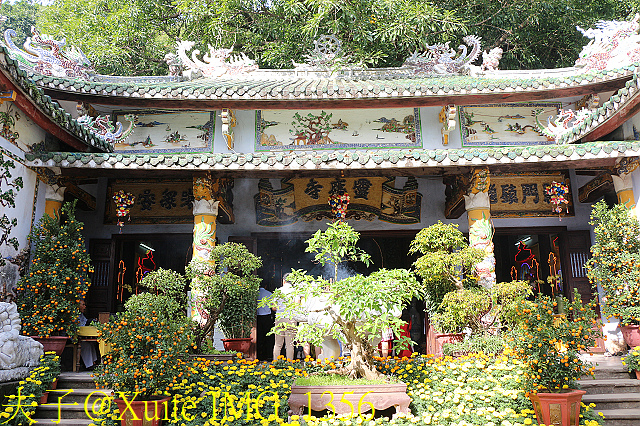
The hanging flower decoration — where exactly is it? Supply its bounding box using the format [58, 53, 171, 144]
[328, 192, 350, 220]
[113, 190, 135, 232]
[545, 181, 569, 218]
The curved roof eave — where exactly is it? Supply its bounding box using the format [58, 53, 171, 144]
[34, 67, 637, 110]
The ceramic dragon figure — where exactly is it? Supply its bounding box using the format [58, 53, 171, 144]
[575, 15, 640, 71]
[532, 108, 590, 142]
[77, 114, 136, 146]
[403, 35, 482, 75]
[469, 217, 496, 288]
[175, 41, 258, 79]
[1, 27, 94, 79]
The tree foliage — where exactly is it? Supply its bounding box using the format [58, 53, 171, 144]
[263, 222, 421, 380]
[0, 0, 40, 46]
[29, 0, 640, 75]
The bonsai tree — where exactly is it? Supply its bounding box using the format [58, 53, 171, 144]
[264, 221, 422, 380]
[410, 221, 484, 318]
[586, 200, 640, 325]
[433, 287, 491, 334]
[16, 201, 92, 340]
[187, 242, 261, 350]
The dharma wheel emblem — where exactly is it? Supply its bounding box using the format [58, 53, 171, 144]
[314, 35, 342, 58]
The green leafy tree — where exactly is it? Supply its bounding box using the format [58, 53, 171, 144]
[586, 200, 640, 325]
[36, 0, 640, 75]
[16, 201, 93, 340]
[187, 242, 262, 349]
[36, 0, 182, 75]
[410, 221, 484, 315]
[263, 221, 423, 380]
[0, 0, 40, 45]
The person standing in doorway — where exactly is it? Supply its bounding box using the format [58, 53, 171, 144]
[257, 286, 275, 361]
[272, 273, 295, 360]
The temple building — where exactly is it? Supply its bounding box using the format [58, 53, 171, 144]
[2, 19, 640, 352]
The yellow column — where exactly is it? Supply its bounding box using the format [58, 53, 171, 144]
[192, 176, 219, 264]
[612, 157, 639, 209]
[44, 184, 65, 218]
[464, 168, 495, 288]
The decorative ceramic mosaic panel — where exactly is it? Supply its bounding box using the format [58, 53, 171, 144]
[255, 108, 421, 151]
[254, 176, 421, 225]
[459, 103, 561, 146]
[113, 111, 215, 153]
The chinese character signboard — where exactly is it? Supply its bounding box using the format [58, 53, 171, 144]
[459, 103, 561, 146]
[255, 177, 422, 226]
[105, 179, 234, 224]
[489, 172, 573, 217]
[113, 111, 215, 153]
[255, 108, 421, 151]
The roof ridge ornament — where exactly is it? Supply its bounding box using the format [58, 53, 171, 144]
[77, 114, 136, 147]
[575, 14, 640, 71]
[0, 27, 95, 79]
[174, 41, 258, 79]
[403, 35, 482, 75]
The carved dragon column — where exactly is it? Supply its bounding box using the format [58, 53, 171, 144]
[192, 175, 219, 265]
[44, 182, 66, 219]
[464, 168, 495, 288]
[612, 157, 639, 209]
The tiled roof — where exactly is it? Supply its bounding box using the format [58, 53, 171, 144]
[558, 75, 640, 144]
[30, 64, 639, 102]
[24, 141, 639, 172]
[0, 45, 112, 152]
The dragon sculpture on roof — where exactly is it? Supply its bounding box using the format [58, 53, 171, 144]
[77, 114, 136, 146]
[175, 41, 258, 79]
[403, 35, 482, 75]
[0, 27, 94, 79]
[575, 14, 640, 71]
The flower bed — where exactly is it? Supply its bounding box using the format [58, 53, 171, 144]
[88, 352, 604, 426]
[0, 352, 60, 425]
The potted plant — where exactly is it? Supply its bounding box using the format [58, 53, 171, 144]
[622, 348, 640, 379]
[36, 351, 61, 404]
[187, 242, 261, 355]
[263, 221, 421, 417]
[431, 287, 490, 355]
[586, 200, 640, 348]
[513, 289, 600, 426]
[410, 221, 484, 354]
[94, 274, 193, 426]
[15, 201, 93, 354]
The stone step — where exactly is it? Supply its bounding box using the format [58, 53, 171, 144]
[56, 372, 97, 389]
[590, 365, 631, 380]
[30, 419, 93, 426]
[35, 403, 93, 420]
[580, 378, 640, 394]
[48, 388, 113, 404]
[597, 409, 640, 426]
[582, 392, 640, 410]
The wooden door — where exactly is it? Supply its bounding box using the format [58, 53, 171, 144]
[561, 230, 593, 303]
[87, 239, 115, 318]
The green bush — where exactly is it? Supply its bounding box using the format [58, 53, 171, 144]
[433, 287, 491, 333]
[442, 333, 507, 356]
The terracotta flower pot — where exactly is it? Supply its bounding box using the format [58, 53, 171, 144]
[114, 395, 171, 426]
[31, 336, 68, 356]
[222, 338, 252, 354]
[620, 325, 640, 348]
[40, 379, 59, 404]
[433, 332, 464, 357]
[635, 370, 640, 380]
[529, 389, 586, 426]
[289, 382, 411, 418]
